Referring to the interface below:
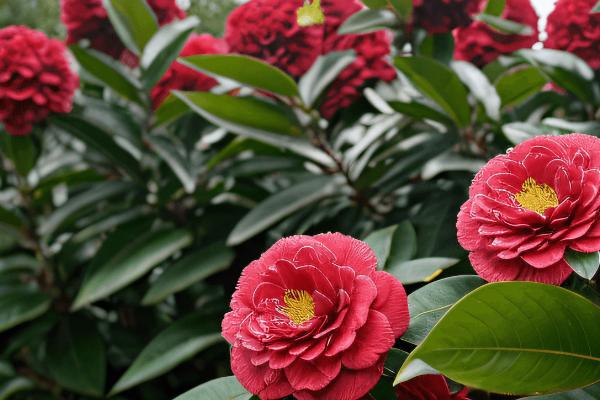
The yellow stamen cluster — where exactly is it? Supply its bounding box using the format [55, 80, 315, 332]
[280, 289, 315, 324]
[297, 0, 325, 27]
[515, 177, 558, 215]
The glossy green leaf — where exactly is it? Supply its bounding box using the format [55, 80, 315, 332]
[0, 254, 39, 274]
[72, 228, 193, 310]
[542, 118, 600, 136]
[395, 282, 600, 395]
[181, 54, 299, 97]
[110, 314, 222, 395]
[388, 101, 453, 124]
[141, 17, 199, 88]
[387, 257, 460, 285]
[565, 249, 600, 280]
[103, 0, 158, 55]
[227, 176, 339, 246]
[502, 122, 551, 145]
[522, 382, 600, 399]
[145, 134, 195, 193]
[484, 0, 506, 16]
[389, 0, 412, 18]
[153, 95, 189, 126]
[142, 243, 234, 305]
[394, 56, 470, 127]
[418, 33, 454, 65]
[0, 289, 50, 333]
[337, 9, 397, 34]
[496, 66, 547, 107]
[386, 221, 418, 266]
[173, 376, 252, 400]
[5, 135, 37, 176]
[299, 50, 356, 108]
[452, 61, 500, 120]
[476, 13, 534, 35]
[364, 225, 398, 269]
[402, 275, 486, 345]
[46, 317, 106, 397]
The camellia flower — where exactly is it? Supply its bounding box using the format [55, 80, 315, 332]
[453, 0, 539, 67]
[395, 375, 470, 400]
[0, 26, 79, 136]
[61, 0, 185, 59]
[222, 233, 409, 400]
[224, 0, 396, 118]
[151, 33, 228, 108]
[457, 134, 600, 285]
[545, 0, 600, 70]
[412, 0, 484, 34]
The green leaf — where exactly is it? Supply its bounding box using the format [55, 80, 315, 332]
[46, 317, 106, 397]
[72, 228, 193, 310]
[337, 9, 397, 34]
[141, 17, 199, 89]
[502, 122, 550, 145]
[484, 0, 506, 16]
[0, 289, 50, 333]
[389, 0, 412, 19]
[103, 0, 159, 55]
[452, 61, 501, 120]
[145, 134, 195, 193]
[0, 377, 35, 399]
[5, 135, 37, 176]
[0, 254, 39, 274]
[394, 56, 470, 127]
[565, 249, 600, 280]
[402, 275, 486, 345]
[542, 118, 600, 136]
[153, 95, 189, 126]
[418, 33, 454, 65]
[69, 46, 144, 105]
[364, 225, 398, 269]
[299, 50, 356, 108]
[173, 376, 252, 400]
[142, 243, 234, 305]
[388, 101, 454, 124]
[110, 314, 222, 395]
[227, 176, 339, 246]
[180, 54, 299, 97]
[496, 66, 547, 108]
[522, 382, 600, 399]
[173, 91, 331, 165]
[395, 282, 600, 395]
[475, 13, 534, 35]
[387, 257, 460, 285]
[386, 221, 418, 266]
[593, 0, 600, 12]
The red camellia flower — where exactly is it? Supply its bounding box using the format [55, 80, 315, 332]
[61, 0, 185, 59]
[222, 233, 409, 400]
[453, 0, 539, 67]
[395, 375, 470, 400]
[412, 0, 484, 34]
[545, 0, 600, 70]
[224, 0, 396, 118]
[0, 26, 79, 136]
[457, 134, 600, 285]
[151, 33, 228, 108]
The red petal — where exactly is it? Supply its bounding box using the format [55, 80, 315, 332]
[314, 232, 378, 275]
[371, 271, 409, 337]
[341, 310, 395, 369]
[521, 243, 566, 268]
[284, 357, 341, 391]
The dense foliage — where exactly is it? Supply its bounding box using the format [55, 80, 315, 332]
[0, 0, 599, 399]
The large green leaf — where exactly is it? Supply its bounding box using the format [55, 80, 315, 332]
[45, 317, 106, 397]
[4, 135, 37, 176]
[337, 9, 397, 34]
[227, 176, 339, 246]
[110, 314, 222, 395]
[0, 289, 50, 333]
[387, 258, 459, 285]
[103, 0, 158, 55]
[395, 282, 600, 395]
[299, 50, 356, 108]
[72, 228, 193, 310]
[180, 54, 299, 97]
[142, 243, 234, 305]
[496, 66, 547, 108]
[475, 13, 534, 35]
[364, 221, 417, 270]
[452, 61, 500, 120]
[394, 56, 470, 127]
[173, 376, 252, 400]
[153, 95, 189, 126]
[565, 249, 600, 280]
[402, 275, 486, 345]
[364, 225, 398, 269]
[417, 33, 454, 65]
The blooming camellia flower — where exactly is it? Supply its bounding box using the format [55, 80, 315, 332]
[395, 375, 470, 400]
[224, 0, 396, 118]
[0, 26, 79, 136]
[545, 0, 600, 70]
[412, 0, 484, 34]
[151, 34, 228, 108]
[222, 233, 409, 400]
[453, 0, 539, 67]
[457, 134, 600, 285]
[60, 0, 185, 59]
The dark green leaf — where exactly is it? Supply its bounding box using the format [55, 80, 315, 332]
[145, 134, 195, 193]
[153, 95, 189, 127]
[103, 0, 158, 55]
[299, 50, 356, 108]
[142, 243, 234, 305]
[110, 314, 222, 395]
[0, 289, 50, 333]
[475, 13, 534, 35]
[395, 282, 600, 395]
[0, 254, 39, 274]
[386, 221, 418, 266]
[565, 249, 600, 280]
[389, 0, 412, 19]
[180, 54, 299, 97]
[522, 382, 600, 399]
[484, 0, 506, 16]
[5, 135, 37, 176]
[337, 9, 397, 34]
[387, 257, 460, 285]
[0, 377, 35, 399]
[388, 101, 453, 124]
[418, 33, 455, 65]
[173, 376, 252, 400]
[364, 225, 398, 269]
[496, 66, 547, 108]
[452, 61, 500, 120]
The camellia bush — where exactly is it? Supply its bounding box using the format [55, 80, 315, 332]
[0, 0, 600, 399]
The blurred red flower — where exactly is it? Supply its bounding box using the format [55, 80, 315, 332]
[453, 0, 539, 67]
[395, 375, 470, 400]
[413, 0, 484, 34]
[222, 233, 409, 400]
[61, 0, 185, 59]
[457, 134, 600, 285]
[545, 0, 600, 70]
[0, 26, 79, 136]
[224, 0, 395, 118]
[151, 33, 228, 108]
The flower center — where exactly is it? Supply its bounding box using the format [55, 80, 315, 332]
[297, 0, 325, 27]
[280, 289, 315, 324]
[514, 177, 558, 214]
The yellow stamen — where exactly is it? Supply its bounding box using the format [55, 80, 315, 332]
[280, 289, 315, 324]
[514, 177, 558, 215]
[423, 269, 443, 283]
[297, 0, 325, 27]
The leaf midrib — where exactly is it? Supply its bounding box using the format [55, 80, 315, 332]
[426, 347, 600, 362]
